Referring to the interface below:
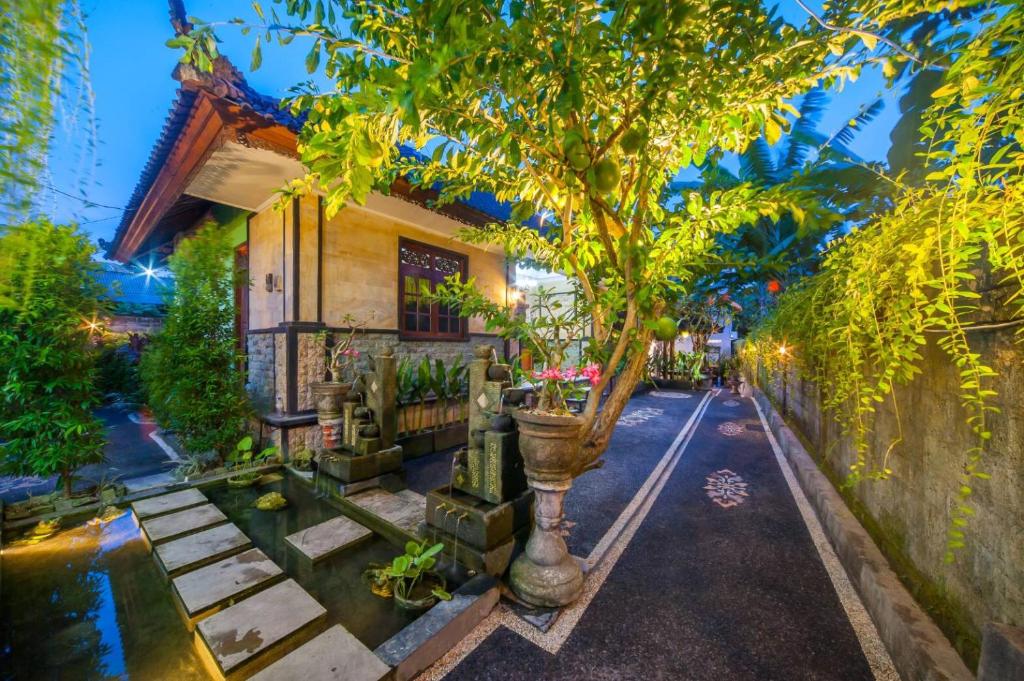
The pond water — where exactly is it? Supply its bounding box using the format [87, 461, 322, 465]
[1, 510, 206, 681]
[1, 473, 428, 680]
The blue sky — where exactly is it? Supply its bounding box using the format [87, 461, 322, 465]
[45, 1, 903, 247]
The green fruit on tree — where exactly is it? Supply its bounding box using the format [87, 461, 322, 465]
[567, 144, 591, 171]
[654, 316, 679, 341]
[562, 130, 585, 152]
[593, 159, 620, 193]
[620, 128, 645, 154]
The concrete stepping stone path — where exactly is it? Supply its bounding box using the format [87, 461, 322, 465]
[140, 503, 228, 546]
[155, 523, 252, 577]
[248, 625, 390, 681]
[349, 488, 426, 535]
[131, 488, 207, 520]
[285, 515, 372, 563]
[171, 548, 284, 629]
[194, 578, 327, 680]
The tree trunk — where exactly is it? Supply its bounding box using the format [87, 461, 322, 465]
[576, 347, 649, 474]
[62, 467, 73, 498]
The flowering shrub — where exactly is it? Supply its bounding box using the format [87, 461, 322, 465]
[531, 363, 602, 415]
[319, 313, 370, 383]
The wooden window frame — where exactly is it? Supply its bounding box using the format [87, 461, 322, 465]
[398, 237, 469, 341]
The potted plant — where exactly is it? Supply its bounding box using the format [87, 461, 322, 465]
[311, 314, 367, 449]
[363, 540, 453, 611]
[226, 436, 278, 487]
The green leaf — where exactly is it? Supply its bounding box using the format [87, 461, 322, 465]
[251, 37, 262, 71]
[305, 40, 321, 74]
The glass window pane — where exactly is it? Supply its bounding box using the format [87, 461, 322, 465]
[450, 317, 460, 334]
[404, 313, 417, 331]
[439, 317, 448, 333]
[418, 315, 431, 332]
[418, 278, 431, 296]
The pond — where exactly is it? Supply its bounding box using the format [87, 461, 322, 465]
[1, 472, 432, 680]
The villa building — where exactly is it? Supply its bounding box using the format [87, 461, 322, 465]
[106, 53, 515, 457]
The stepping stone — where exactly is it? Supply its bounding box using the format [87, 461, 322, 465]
[172, 548, 284, 629]
[285, 515, 372, 563]
[248, 625, 390, 681]
[132, 488, 207, 520]
[140, 503, 228, 546]
[155, 523, 252, 577]
[124, 471, 178, 493]
[348, 488, 426, 534]
[194, 579, 327, 680]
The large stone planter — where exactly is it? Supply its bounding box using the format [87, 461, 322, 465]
[509, 409, 585, 608]
[310, 381, 351, 449]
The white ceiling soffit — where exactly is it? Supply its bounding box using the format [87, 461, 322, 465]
[184, 141, 305, 211]
[360, 192, 498, 249]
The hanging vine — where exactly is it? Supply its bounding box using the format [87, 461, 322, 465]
[744, 2, 1024, 561]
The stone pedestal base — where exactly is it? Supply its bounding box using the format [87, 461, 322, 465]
[509, 479, 583, 608]
[315, 446, 402, 483]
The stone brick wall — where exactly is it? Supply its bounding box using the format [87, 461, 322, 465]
[246, 333, 277, 413]
[756, 329, 1024, 657]
[107, 315, 163, 334]
[345, 333, 504, 373]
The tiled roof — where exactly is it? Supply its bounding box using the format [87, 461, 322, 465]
[96, 263, 171, 313]
[107, 58, 520, 259]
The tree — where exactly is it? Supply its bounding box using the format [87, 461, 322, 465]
[0, 0, 93, 223]
[0, 221, 107, 497]
[141, 224, 250, 458]
[176, 0, 878, 469]
[698, 88, 890, 330]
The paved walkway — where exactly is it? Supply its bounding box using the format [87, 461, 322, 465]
[423, 390, 897, 681]
[0, 405, 175, 503]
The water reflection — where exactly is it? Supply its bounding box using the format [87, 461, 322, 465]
[1, 511, 206, 680]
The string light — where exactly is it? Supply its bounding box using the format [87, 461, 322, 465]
[778, 344, 788, 356]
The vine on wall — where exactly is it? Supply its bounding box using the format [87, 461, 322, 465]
[744, 2, 1024, 561]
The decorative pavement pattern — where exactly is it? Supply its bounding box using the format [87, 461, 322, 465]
[717, 421, 745, 436]
[650, 391, 693, 399]
[424, 390, 898, 681]
[704, 469, 750, 508]
[615, 406, 665, 427]
[723, 399, 741, 407]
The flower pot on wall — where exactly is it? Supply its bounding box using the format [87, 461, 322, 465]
[508, 409, 585, 608]
[310, 381, 351, 449]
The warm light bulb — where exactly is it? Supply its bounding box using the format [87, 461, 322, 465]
[779, 344, 788, 356]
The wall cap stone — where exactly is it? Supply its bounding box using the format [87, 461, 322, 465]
[753, 386, 975, 681]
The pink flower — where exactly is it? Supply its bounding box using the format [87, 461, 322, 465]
[533, 367, 565, 382]
[562, 366, 578, 380]
[580, 363, 602, 386]
[340, 348, 360, 357]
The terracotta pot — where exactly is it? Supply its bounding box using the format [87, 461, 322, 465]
[310, 381, 351, 415]
[509, 409, 585, 608]
[512, 409, 584, 482]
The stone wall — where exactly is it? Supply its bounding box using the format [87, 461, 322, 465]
[246, 333, 277, 413]
[341, 332, 504, 374]
[107, 315, 163, 335]
[756, 329, 1024, 663]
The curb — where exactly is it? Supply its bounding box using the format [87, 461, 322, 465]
[752, 387, 974, 681]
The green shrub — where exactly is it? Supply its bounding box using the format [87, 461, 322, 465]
[0, 221, 107, 496]
[96, 333, 144, 402]
[140, 223, 250, 458]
